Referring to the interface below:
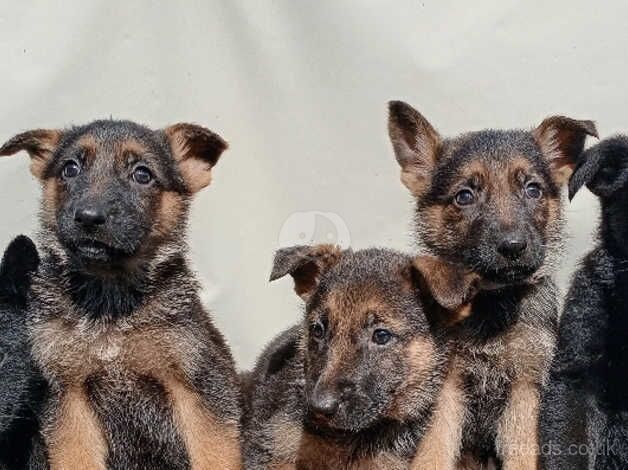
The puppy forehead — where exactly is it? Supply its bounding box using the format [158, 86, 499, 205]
[432, 130, 548, 188]
[313, 282, 412, 333]
[57, 120, 168, 159]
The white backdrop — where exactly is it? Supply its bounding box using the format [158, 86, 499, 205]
[0, 1, 624, 368]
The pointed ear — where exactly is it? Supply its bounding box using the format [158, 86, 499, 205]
[0, 235, 39, 304]
[413, 256, 480, 323]
[163, 123, 228, 194]
[388, 101, 441, 197]
[533, 116, 598, 186]
[0, 129, 62, 179]
[270, 244, 343, 301]
[569, 136, 628, 200]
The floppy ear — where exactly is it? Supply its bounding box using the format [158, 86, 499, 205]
[0, 235, 39, 305]
[388, 101, 441, 197]
[0, 129, 62, 179]
[163, 123, 228, 194]
[569, 136, 628, 200]
[269, 244, 343, 301]
[413, 256, 480, 323]
[533, 116, 598, 186]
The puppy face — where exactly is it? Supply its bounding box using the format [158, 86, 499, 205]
[270, 246, 477, 432]
[0, 122, 226, 272]
[388, 101, 597, 284]
[569, 136, 628, 248]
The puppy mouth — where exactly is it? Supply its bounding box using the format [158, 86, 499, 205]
[74, 240, 112, 261]
[480, 265, 539, 285]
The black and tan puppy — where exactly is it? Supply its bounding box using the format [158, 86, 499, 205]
[387, 101, 597, 469]
[0, 236, 44, 470]
[0, 121, 241, 469]
[243, 245, 480, 470]
[541, 136, 628, 469]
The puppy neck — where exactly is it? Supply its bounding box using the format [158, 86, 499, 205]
[39, 237, 191, 320]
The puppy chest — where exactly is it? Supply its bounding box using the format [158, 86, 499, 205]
[31, 318, 185, 382]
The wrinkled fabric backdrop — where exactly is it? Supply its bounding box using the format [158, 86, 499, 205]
[0, 1, 624, 368]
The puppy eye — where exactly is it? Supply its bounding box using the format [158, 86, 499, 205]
[454, 189, 475, 206]
[132, 166, 153, 185]
[525, 182, 542, 199]
[372, 329, 393, 345]
[310, 321, 325, 340]
[62, 160, 81, 179]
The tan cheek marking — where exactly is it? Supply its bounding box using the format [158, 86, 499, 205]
[164, 378, 242, 470]
[47, 387, 108, 470]
[410, 367, 465, 469]
[155, 191, 185, 237]
[389, 337, 437, 419]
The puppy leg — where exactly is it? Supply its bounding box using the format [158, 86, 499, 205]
[167, 379, 242, 470]
[46, 387, 108, 470]
[410, 370, 465, 470]
[495, 381, 539, 470]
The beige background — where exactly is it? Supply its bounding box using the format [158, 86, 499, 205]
[0, 1, 624, 369]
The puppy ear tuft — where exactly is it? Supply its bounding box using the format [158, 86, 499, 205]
[533, 116, 598, 186]
[0, 129, 62, 179]
[163, 123, 228, 194]
[270, 244, 343, 301]
[388, 101, 441, 197]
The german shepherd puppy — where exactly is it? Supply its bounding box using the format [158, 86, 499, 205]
[0, 236, 44, 470]
[541, 136, 628, 469]
[387, 101, 597, 468]
[0, 121, 241, 469]
[243, 245, 480, 469]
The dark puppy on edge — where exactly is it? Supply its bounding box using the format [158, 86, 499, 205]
[387, 101, 597, 469]
[541, 137, 628, 469]
[0, 121, 241, 469]
[0, 236, 44, 470]
[243, 245, 480, 470]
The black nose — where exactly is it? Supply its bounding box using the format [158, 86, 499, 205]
[309, 388, 340, 416]
[74, 208, 107, 227]
[498, 237, 527, 259]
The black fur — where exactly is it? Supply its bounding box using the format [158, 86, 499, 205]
[541, 136, 628, 469]
[0, 236, 45, 470]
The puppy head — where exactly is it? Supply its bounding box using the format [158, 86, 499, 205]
[569, 136, 628, 248]
[0, 236, 39, 433]
[0, 121, 226, 272]
[270, 245, 478, 432]
[388, 101, 597, 284]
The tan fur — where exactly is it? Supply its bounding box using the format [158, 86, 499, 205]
[47, 386, 108, 470]
[495, 381, 540, 470]
[410, 368, 465, 470]
[30, 300, 240, 468]
[533, 116, 598, 185]
[389, 336, 438, 419]
[296, 432, 406, 470]
[268, 414, 303, 468]
[178, 157, 213, 193]
[26, 130, 63, 179]
[166, 378, 242, 470]
[156, 191, 186, 236]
